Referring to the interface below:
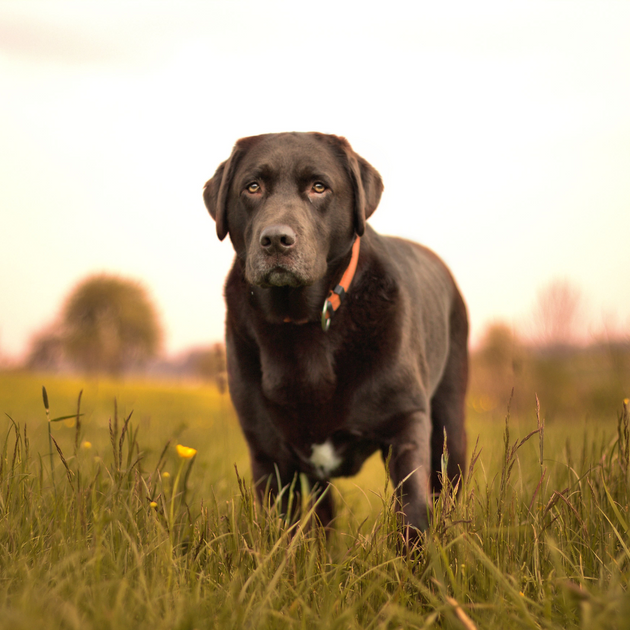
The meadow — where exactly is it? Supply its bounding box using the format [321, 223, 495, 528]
[0, 370, 629, 629]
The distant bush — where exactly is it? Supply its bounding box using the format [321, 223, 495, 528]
[27, 274, 163, 376]
[149, 344, 227, 390]
[470, 321, 630, 421]
[183, 344, 227, 391]
[62, 274, 162, 375]
[26, 325, 66, 372]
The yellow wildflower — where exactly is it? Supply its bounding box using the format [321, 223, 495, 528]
[150, 501, 158, 509]
[82, 441, 92, 449]
[176, 444, 197, 459]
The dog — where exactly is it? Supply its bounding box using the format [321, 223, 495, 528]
[203, 132, 468, 537]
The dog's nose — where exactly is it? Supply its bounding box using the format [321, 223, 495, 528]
[259, 225, 297, 254]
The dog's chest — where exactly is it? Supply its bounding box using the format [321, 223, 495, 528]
[253, 324, 382, 473]
[301, 433, 380, 480]
[258, 330, 339, 407]
[309, 441, 343, 479]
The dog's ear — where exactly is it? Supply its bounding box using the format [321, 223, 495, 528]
[314, 134, 384, 237]
[203, 161, 228, 241]
[204, 155, 237, 242]
[203, 138, 255, 241]
[349, 151, 384, 236]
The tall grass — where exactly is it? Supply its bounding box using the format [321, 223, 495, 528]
[0, 374, 629, 629]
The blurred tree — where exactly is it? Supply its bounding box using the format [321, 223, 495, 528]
[470, 322, 523, 414]
[26, 325, 65, 371]
[477, 323, 519, 371]
[62, 274, 162, 375]
[184, 344, 227, 392]
[533, 279, 583, 347]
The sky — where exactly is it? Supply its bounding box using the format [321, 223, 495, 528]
[1, 0, 629, 361]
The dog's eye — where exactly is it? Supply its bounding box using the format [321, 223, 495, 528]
[312, 182, 326, 194]
[246, 182, 261, 194]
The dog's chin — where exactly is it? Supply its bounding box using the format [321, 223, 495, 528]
[251, 267, 310, 289]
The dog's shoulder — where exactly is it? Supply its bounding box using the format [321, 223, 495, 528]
[360, 227, 457, 300]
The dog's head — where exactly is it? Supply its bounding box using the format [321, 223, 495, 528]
[203, 132, 383, 288]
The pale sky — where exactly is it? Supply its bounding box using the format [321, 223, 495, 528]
[1, 1, 629, 360]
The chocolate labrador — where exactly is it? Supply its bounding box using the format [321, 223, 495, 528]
[203, 132, 468, 536]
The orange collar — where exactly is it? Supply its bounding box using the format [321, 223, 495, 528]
[282, 236, 361, 330]
[320, 235, 360, 332]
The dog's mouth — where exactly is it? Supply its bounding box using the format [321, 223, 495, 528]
[258, 265, 306, 288]
[245, 246, 326, 289]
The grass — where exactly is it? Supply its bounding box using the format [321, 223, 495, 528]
[0, 371, 629, 629]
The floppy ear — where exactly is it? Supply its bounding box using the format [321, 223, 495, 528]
[313, 134, 384, 237]
[203, 140, 250, 241]
[204, 157, 237, 241]
[348, 151, 384, 236]
[203, 161, 227, 241]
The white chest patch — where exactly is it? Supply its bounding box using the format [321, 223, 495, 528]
[309, 440, 342, 478]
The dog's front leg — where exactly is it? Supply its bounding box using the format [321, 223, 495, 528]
[305, 478, 335, 530]
[250, 451, 302, 524]
[250, 454, 336, 533]
[386, 416, 433, 539]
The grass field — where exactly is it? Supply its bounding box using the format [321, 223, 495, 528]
[1, 370, 629, 629]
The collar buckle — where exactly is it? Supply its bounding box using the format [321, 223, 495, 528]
[320, 235, 361, 332]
